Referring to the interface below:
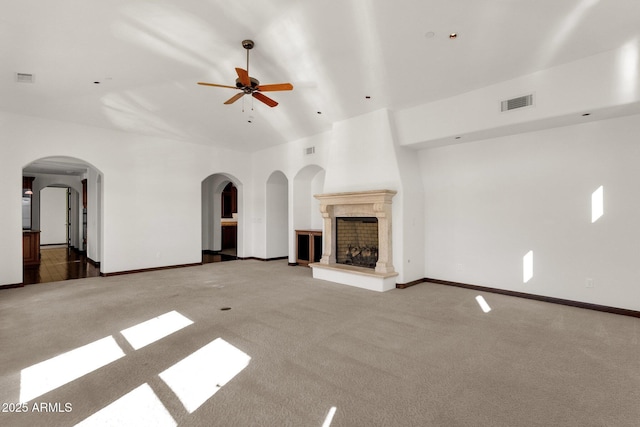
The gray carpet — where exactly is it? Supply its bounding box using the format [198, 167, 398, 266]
[1, 260, 639, 426]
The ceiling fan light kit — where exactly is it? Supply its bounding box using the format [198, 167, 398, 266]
[197, 39, 293, 108]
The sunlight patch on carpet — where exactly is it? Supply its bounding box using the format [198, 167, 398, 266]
[120, 310, 193, 350]
[475, 295, 492, 313]
[159, 338, 251, 413]
[20, 336, 125, 402]
[322, 406, 337, 427]
[74, 383, 176, 427]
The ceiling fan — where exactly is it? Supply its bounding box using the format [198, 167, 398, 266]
[198, 39, 293, 108]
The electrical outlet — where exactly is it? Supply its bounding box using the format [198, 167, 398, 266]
[586, 278, 594, 288]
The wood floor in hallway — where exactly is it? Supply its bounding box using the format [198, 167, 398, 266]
[22, 246, 100, 285]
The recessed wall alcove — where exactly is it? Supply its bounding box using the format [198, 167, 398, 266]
[310, 189, 398, 292]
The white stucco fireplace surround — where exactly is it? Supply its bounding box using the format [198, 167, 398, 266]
[310, 189, 398, 292]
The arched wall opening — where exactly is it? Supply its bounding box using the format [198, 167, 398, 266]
[266, 171, 289, 259]
[202, 173, 243, 260]
[21, 156, 104, 278]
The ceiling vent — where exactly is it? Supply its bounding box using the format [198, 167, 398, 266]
[305, 146, 315, 155]
[16, 73, 35, 83]
[501, 94, 533, 112]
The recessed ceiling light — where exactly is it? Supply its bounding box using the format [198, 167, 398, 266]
[317, 111, 322, 114]
[365, 95, 371, 99]
[455, 136, 461, 139]
[449, 33, 458, 39]
[582, 113, 591, 116]
[93, 81, 100, 84]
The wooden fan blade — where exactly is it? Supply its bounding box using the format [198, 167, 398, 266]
[198, 82, 238, 89]
[252, 92, 278, 107]
[235, 68, 250, 87]
[257, 83, 293, 92]
[224, 92, 245, 105]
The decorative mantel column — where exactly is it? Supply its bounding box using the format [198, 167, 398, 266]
[314, 189, 396, 275]
[372, 201, 393, 274]
[319, 203, 335, 265]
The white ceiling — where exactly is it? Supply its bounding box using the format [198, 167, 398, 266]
[3, 0, 640, 152]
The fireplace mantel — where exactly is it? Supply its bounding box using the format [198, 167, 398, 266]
[310, 189, 398, 292]
[313, 189, 396, 207]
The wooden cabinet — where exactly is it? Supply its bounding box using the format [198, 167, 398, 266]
[296, 229, 322, 266]
[23, 230, 40, 266]
[221, 183, 237, 218]
[221, 222, 237, 250]
[81, 179, 87, 208]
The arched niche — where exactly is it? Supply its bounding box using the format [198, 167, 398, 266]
[293, 165, 325, 230]
[291, 165, 325, 264]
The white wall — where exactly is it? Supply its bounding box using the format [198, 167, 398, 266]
[419, 113, 640, 311]
[266, 171, 288, 258]
[39, 187, 68, 245]
[391, 142, 425, 283]
[309, 171, 325, 230]
[201, 177, 215, 252]
[293, 165, 325, 231]
[324, 109, 401, 193]
[0, 111, 250, 285]
[86, 167, 101, 262]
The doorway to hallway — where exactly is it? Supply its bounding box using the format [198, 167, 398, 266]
[202, 174, 241, 264]
[22, 156, 104, 285]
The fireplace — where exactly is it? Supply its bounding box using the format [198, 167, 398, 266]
[336, 217, 378, 268]
[310, 190, 398, 292]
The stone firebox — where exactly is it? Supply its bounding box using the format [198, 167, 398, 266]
[336, 217, 378, 268]
[310, 190, 398, 292]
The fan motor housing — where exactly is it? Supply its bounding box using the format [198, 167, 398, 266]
[236, 77, 260, 91]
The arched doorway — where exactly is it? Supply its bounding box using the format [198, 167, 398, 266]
[202, 173, 242, 262]
[22, 156, 103, 284]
